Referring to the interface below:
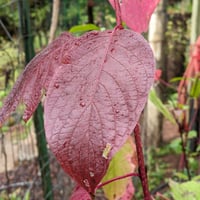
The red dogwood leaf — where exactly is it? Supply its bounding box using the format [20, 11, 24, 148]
[0, 32, 74, 125]
[0, 28, 154, 196]
[44, 28, 155, 194]
[108, 0, 160, 33]
[70, 185, 92, 200]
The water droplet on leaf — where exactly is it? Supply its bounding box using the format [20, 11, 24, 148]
[89, 172, 94, 177]
[83, 179, 90, 188]
[54, 83, 59, 89]
[80, 102, 86, 107]
[62, 55, 71, 64]
[91, 32, 99, 36]
[54, 55, 59, 60]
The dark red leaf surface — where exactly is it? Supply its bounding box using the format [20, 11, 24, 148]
[44, 28, 155, 193]
[70, 185, 92, 200]
[108, 0, 160, 33]
[0, 27, 155, 195]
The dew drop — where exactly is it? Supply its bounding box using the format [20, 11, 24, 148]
[75, 41, 80, 46]
[89, 172, 94, 177]
[54, 83, 59, 89]
[83, 179, 90, 188]
[54, 55, 59, 60]
[62, 55, 71, 64]
[115, 110, 120, 114]
[91, 31, 99, 36]
[80, 102, 86, 107]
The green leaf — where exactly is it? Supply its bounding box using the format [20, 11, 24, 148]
[149, 88, 176, 123]
[190, 76, 200, 98]
[196, 144, 200, 152]
[188, 130, 197, 139]
[169, 138, 182, 154]
[69, 24, 100, 34]
[102, 137, 137, 200]
[24, 191, 30, 200]
[173, 172, 188, 181]
[169, 179, 200, 200]
[192, 175, 200, 181]
[170, 77, 184, 83]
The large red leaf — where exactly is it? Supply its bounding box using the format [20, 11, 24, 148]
[0, 32, 74, 125]
[108, 0, 160, 33]
[44, 28, 155, 194]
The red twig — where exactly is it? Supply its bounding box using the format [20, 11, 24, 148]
[96, 172, 139, 189]
[134, 124, 152, 200]
[114, 0, 122, 26]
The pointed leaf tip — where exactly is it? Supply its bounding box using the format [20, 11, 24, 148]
[70, 185, 92, 200]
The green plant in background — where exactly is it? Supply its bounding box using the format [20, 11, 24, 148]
[169, 177, 200, 200]
[0, 191, 30, 200]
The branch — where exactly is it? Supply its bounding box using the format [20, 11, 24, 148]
[49, 0, 60, 44]
[0, 181, 40, 192]
[96, 172, 139, 189]
[134, 124, 152, 200]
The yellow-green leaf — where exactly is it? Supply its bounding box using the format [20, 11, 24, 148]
[101, 137, 137, 200]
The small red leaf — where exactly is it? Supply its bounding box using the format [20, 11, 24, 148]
[108, 0, 160, 33]
[44, 28, 155, 193]
[154, 69, 162, 81]
[70, 185, 92, 200]
[0, 32, 74, 125]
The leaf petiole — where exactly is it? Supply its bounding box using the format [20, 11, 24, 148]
[96, 172, 139, 189]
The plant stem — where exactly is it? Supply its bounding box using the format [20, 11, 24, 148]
[179, 129, 191, 180]
[134, 124, 152, 200]
[96, 172, 139, 189]
[114, 0, 122, 26]
[171, 111, 191, 180]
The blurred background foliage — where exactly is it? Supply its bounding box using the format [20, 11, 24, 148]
[0, 0, 200, 199]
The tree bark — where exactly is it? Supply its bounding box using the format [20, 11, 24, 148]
[143, 0, 168, 147]
[49, 0, 60, 44]
[190, 0, 200, 44]
[87, 0, 94, 24]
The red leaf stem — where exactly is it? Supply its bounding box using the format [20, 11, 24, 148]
[134, 124, 152, 200]
[114, 0, 122, 27]
[96, 172, 139, 189]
